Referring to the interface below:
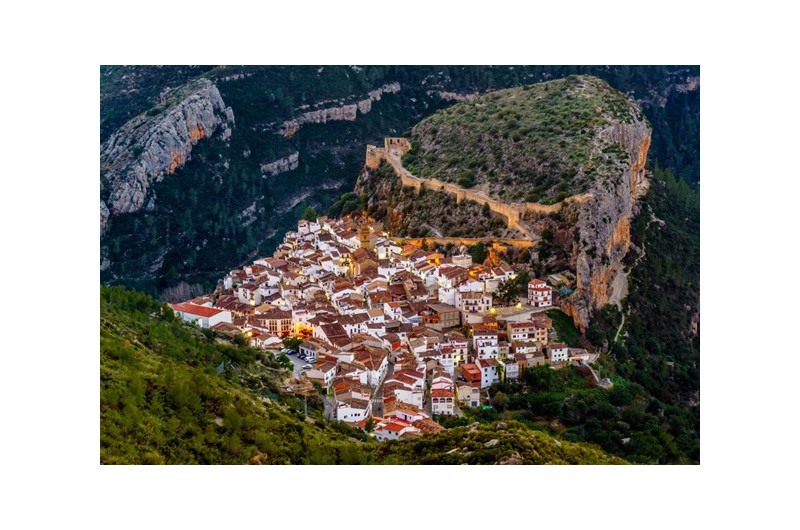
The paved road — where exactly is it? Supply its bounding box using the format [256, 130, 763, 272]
[423, 394, 433, 417]
[283, 352, 310, 379]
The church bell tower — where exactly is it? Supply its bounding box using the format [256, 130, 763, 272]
[359, 221, 373, 251]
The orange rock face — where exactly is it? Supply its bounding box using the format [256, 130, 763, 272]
[570, 129, 651, 332]
[611, 214, 631, 253]
[589, 266, 616, 308]
[188, 124, 206, 143]
[167, 149, 187, 175]
[631, 133, 651, 204]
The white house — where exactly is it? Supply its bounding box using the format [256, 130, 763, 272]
[473, 330, 499, 360]
[437, 286, 456, 306]
[431, 388, 455, 416]
[501, 358, 520, 381]
[455, 290, 492, 315]
[306, 361, 337, 388]
[376, 241, 403, 261]
[550, 342, 569, 364]
[383, 302, 403, 321]
[349, 347, 389, 388]
[373, 419, 419, 442]
[476, 358, 500, 389]
[251, 333, 283, 349]
[237, 283, 261, 306]
[335, 398, 372, 423]
[169, 303, 232, 329]
[528, 279, 553, 308]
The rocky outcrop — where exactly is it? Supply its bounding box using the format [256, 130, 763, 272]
[277, 83, 400, 137]
[361, 78, 652, 333]
[260, 152, 299, 177]
[100, 200, 110, 233]
[566, 121, 651, 332]
[100, 78, 234, 231]
[358, 82, 401, 114]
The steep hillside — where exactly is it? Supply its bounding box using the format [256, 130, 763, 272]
[100, 286, 625, 464]
[101, 78, 235, 232]
[100, 66, 698, 297]
[100, 66, 217, 142]
[362, 76, 651, 332]
[357, 162, 523, 239]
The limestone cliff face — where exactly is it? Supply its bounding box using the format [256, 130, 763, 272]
[100, 79, 234, 231]
[565, 120, 651, 332]
[277, 82, 400, 137]
[260, 152, 299, 177]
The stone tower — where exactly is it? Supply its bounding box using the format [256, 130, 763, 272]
[359, 221, 373, 251]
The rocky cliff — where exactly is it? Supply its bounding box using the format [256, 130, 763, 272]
[360, 76, 652, 332]
[99, 66, 694, 295]
[564, 120, 651, 332]
[100, 78, 234, 232]
[276, 82, 401, 137]
[260, 152, 299, 177]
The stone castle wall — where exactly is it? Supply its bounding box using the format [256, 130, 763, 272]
[365, 137, 591, 240]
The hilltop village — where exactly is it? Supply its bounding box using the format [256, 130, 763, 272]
[170, 215, 598, 440]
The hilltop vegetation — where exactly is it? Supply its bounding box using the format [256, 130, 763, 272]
[373, 420, 625, 465]
[100, 285, 625, 464]
[402, 76, 645, 203]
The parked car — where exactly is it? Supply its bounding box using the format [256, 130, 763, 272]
[302, 364, 312, 370]
[298, 353, 307, 360]
[457, 376, 467, 382]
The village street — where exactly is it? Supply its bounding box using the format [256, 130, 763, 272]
[371, 362, 395, 418]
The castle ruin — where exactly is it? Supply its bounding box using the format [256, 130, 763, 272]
[365, 138, 591, 240]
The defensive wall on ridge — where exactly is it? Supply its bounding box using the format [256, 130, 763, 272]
[365, 138, 591, 240]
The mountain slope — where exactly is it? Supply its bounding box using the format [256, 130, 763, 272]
[99, 66, 698, 296]
[100, 286, 625, 464]
[362, 76, 651, 332]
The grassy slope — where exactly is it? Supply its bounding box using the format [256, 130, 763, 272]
[100, 286, 375, 464]
[403, 75, 643, 203]
[100, 285, 625, 464]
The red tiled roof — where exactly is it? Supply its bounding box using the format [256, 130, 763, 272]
[170, 303, 224, 318]
[382, 421, 411, 432]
